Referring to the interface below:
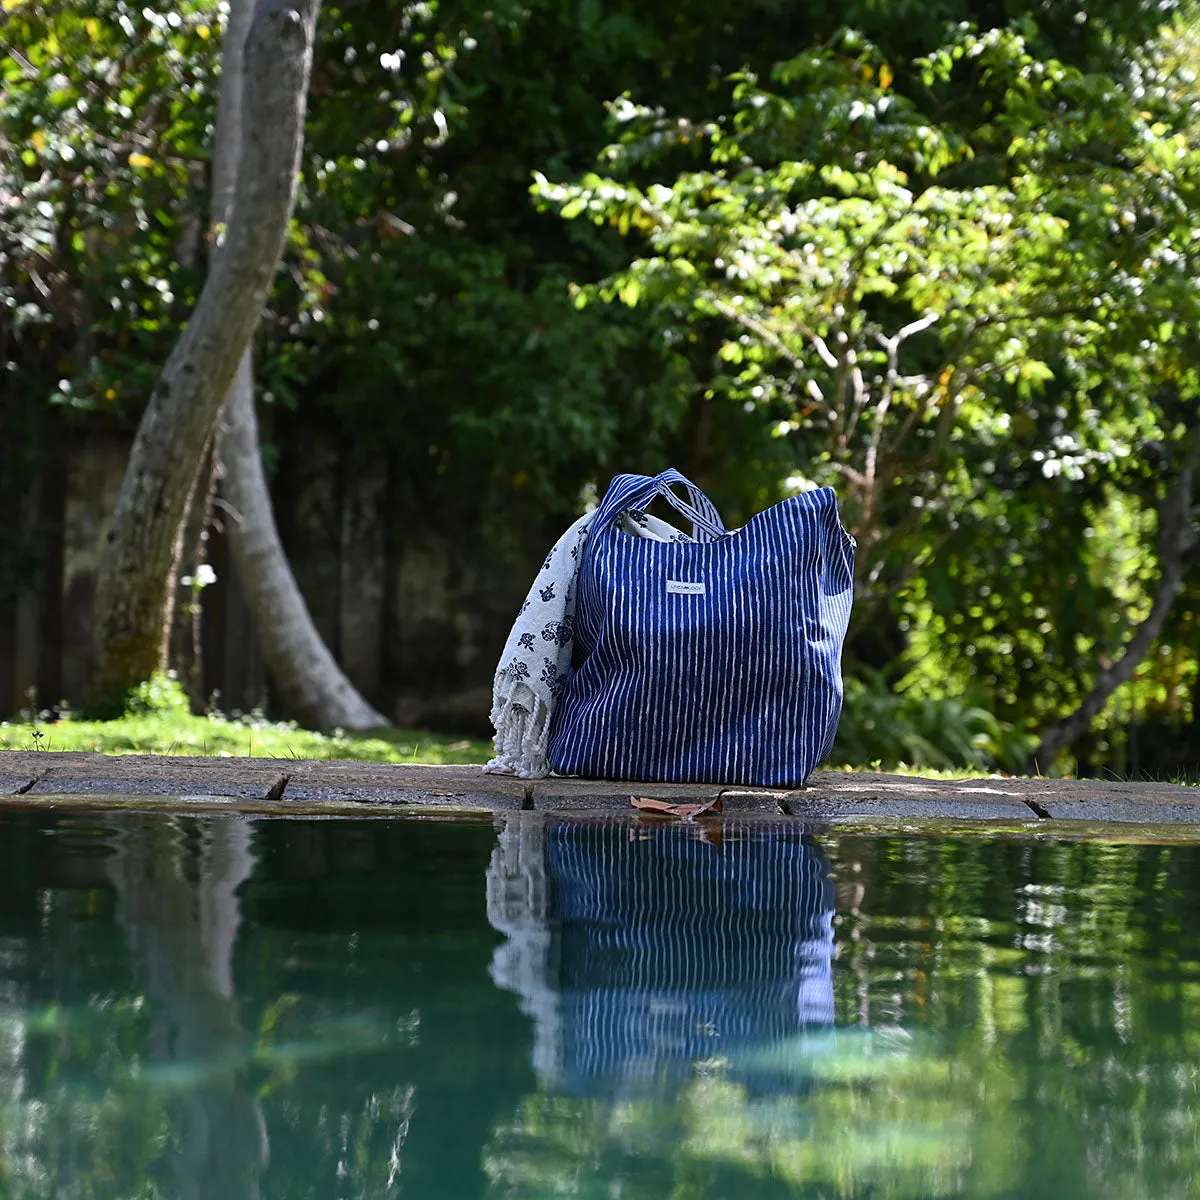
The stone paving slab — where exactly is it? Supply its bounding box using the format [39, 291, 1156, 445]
[784, 794, 1036, 822]
[714, 790, 794, 814]
[1, 751, 1198, 828]
[19, 752, 289, 801]
[1036, 799, 1200, 824]
[531, 779, 782, 813]
[528, 776, 722, 804]
[28, 776, 285, 801]
[7, 792, 499, 820]
[282, 761, 525, 810]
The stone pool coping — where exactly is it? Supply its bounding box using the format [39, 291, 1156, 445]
[1, 750, 1198, 836]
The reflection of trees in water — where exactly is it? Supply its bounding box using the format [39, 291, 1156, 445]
[0, 814, 451, 1200]
[231, 817, 524, 1200]
[105, 815, 266, 1200]
[827, 836, 1200, 1196]
[2, 814, 541, 1200]
[0, 813, 264, 1200]
[4, 816, 1200, 1199]
[485, 830, 1200, 1200]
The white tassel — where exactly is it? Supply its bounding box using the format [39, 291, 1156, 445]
[485, 674, 553, 778]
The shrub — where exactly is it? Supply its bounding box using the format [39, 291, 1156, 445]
[833, 673, 1034, 774]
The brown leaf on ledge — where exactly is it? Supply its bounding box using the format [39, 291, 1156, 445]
[630, 795, 723, 820]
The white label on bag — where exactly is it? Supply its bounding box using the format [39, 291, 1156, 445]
[666, 580, 706, 595]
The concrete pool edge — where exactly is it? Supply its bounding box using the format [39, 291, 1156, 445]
[1, 750, 1198, 833]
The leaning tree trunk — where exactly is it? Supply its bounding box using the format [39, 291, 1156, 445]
[1028, 426, 1200, 771]
[210, 0, 385, 728]
[221, 374, 388, 727]
[90, 0, 320, 701]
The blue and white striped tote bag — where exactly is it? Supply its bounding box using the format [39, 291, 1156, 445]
[548, 469, 855, 788]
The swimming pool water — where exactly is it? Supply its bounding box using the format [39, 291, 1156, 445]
[0, 809, 1197, 1199]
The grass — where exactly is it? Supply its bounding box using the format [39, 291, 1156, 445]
[0, 710, 493, 765]
[0, 680, 1192, 784]
[0, 710, 1009, 778]
[825, 762, 1000, 780]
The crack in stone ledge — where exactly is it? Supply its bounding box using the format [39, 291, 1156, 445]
[264, 774, 291, 803]
[14, 772, 45, 796]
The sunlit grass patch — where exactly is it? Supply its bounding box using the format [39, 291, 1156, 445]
[0, 711, 492, 765]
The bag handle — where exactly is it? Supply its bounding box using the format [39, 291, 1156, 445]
[592, 469, 727, 541]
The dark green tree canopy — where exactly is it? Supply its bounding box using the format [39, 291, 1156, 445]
[2, 0, 1197, 771]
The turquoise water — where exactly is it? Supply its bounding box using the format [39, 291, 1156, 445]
[1, 811, 1199, 1199]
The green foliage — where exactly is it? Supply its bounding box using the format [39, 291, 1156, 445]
[3, 0, 1198, 771]
[122, 669, 192, 716]
[536, 15, 1200, 764]
[0, 1, 222, 600]
[81, 667, 195, 721]
[0, 0, 219, 410]
[835, 672, 1036, 773]
[260, 0, 835, 516]
[537, 23, 1198, 554]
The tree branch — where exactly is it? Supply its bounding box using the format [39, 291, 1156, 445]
[860, 311, 939, 525]
[1027, 424, 1200, 771]
[708, 295, 839, 422]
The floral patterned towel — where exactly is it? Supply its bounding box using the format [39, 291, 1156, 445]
[485, 509, 688, 779]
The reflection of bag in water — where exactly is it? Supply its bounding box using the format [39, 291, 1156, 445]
[487, 818, 835, 1097]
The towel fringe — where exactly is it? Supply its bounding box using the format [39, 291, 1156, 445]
[485, 509, 686, 779]
[485, 674, 553, 779]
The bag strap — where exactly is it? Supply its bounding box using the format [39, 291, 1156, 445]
[592, 469, 727, 542]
